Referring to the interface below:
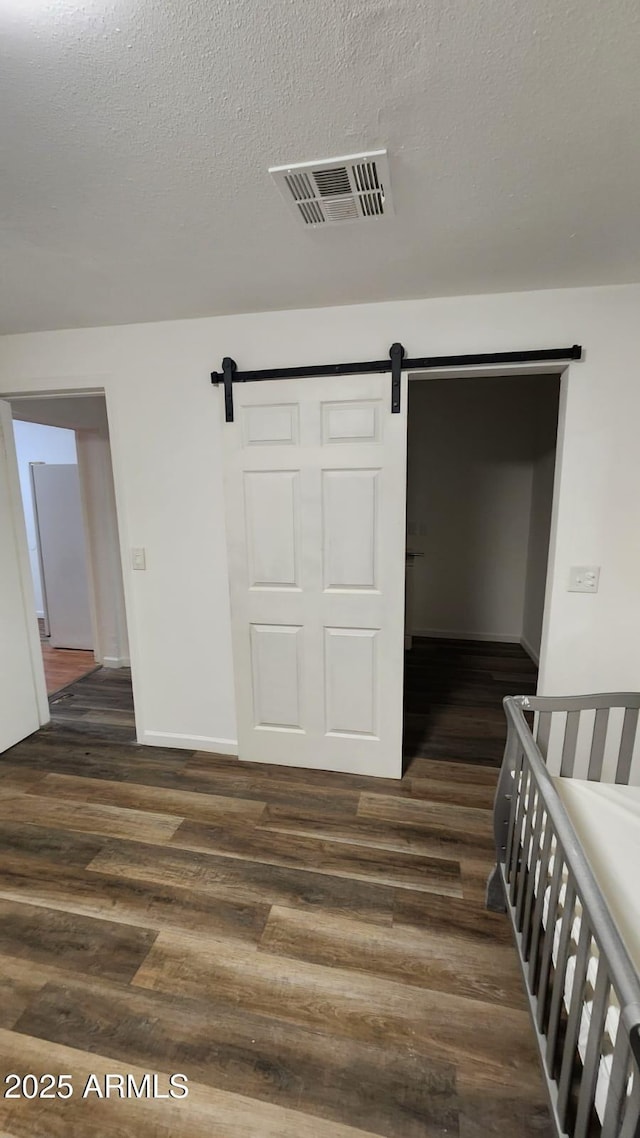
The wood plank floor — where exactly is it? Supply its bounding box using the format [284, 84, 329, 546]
[48, 667, 136, 742]
[0, 640, 550, 1136]
[40, 643, 98, 696]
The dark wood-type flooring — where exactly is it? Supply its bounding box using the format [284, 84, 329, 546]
[404, 636, 538, 768]
[48, 666, 136, 742]
[0, 639, 549, 1137]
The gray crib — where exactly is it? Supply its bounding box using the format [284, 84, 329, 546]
[488, 692, 640, 1138]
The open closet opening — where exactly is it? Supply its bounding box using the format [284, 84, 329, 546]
[8, 394, 135, 742]
[403, 371, 561, 767]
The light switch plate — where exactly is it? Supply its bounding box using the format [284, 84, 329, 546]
[568, 566, 600, 592]
[131, 547, 146, 571]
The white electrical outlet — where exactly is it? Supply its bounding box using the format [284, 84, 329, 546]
[568, 566, 600, 593]
[131, 547, 146, 571]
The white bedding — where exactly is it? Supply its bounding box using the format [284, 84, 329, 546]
[517, 776, 640, 1121]
[553, 779, 640, 976]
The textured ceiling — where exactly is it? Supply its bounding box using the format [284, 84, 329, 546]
[1, 0, 639, 333]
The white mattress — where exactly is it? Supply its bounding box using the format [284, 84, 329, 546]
[553, 779, 640, 976]
[518, 776, 640, 1121]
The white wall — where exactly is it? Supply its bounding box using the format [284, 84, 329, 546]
[522, 387, 561, 661]
[1, 282, 640, 753]
[407, 374, 557, 643]
[406, 373, 560, 649]
[11, 419, 77, 616]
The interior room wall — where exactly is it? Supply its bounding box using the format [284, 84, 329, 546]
[407, 374, 546, 642]
[522, 386, 561, 662]
[11, 419, 78, 616]
[1, 282, 639, 752]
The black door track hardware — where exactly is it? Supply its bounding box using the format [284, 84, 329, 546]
[211, 344, 582, 423]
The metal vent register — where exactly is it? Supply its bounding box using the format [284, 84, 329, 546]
[269, 150, 393, 227]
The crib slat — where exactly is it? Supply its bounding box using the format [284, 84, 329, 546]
[545, 881, 577, 1076]
[587, 708, 609, 781]
[616, 706, 639, 784]
[561, 711, 580, 777]
[516, 782, 538, 932]
[601, 1026, 631, 1138]
[573, 958, 611, 1138]
[528, 818, 554, 989]
[505, 745, 524, 882]
[508, 759, 529, 908]
[522, 797, 546, 962]
[557, 918, 593, 1128]
[619, 1071, 640, 1138]
[536, 846, 566, 1033]
[536, 712, 552, 759]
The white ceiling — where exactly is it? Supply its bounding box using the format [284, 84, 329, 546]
[10, 395, 107, 430]
[1, 0, 639, 334]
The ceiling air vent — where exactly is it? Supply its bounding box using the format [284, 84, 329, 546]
[269, 150, 393, 227]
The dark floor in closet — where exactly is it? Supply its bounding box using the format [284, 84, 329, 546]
[403, 636, 538, 768]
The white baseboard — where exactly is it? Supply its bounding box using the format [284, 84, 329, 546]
[411, 628, 521, 644]
[102, 656, 131, 669]
[140, 730, 239, 756]
[520, 636, 540, 665]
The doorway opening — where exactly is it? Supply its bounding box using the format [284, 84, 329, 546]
[403, 371, 561, 769]
[8, 394, 135, 741]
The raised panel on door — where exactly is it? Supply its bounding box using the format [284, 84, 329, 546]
[250, 624, 303, 731]
[242, 403, 299, 446]
[223, 374, 407, 778]
[322, 468, 379, 591]
[321, 400, 381, 444]
[244, 470, 300, 589]
[325, 627, 378, 738]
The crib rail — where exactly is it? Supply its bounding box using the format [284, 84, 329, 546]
[529, 693, 640, 784]
[491, 694, 640, 1138]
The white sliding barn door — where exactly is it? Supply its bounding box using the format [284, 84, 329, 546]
[223, 373, 408, 778]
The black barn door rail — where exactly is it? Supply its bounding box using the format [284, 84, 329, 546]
[211, 343, 582, 422]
